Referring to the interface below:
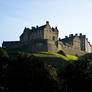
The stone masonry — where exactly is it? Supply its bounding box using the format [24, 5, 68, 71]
[2, 21, 92, 56]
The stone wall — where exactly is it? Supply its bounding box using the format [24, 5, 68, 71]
[2, 22, 92, 56]
[20, 28, 44, 43]
[47, 40, 58, 52]
[73, 36, 80, 50]
[21, 39, 48, 52]
[21, 39, 58, 53]
[20, 21, 58, 43]
[44, 24, 52, 40]
[85, 39, 92, 53]
[2, 41, 21, 48]
[57, 41, 86, 56]
[61, 46, 86, 56]
[42, 23, 58, 41]
[61, 34, 92, 53]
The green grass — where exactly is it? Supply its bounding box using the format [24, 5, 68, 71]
[33, 52, 78, 61]
[66, 54, 78, 61]
[5, 48, 78, 61]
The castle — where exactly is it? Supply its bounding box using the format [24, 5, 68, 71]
[2, 21, 92, 56]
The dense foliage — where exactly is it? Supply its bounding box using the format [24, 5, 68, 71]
[0, 48, 9, 92]
[0, 48, 92, 92]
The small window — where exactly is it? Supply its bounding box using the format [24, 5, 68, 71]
[53, 36, 55, 40]
[46, 35, 48, 39]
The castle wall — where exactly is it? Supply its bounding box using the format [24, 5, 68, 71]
[2, 21, 92, 56]
[44, 25, 52, 40]
[85, 39, 92, 53]
[79, 35, 85, 51]
[79, 35, 92, 53]
[20, 30, 30, 42]
[52, 32, 58, 41]
[61, 46, 86, 56]
[62, 34, 92, 53]
[30, 30, 44, 40]
[20, 28, 44, 43]
[47, 40, 58, 52]
[44, 24, 58, 41]
[57, 41, 63, 50]
[57, 41, 86, 56]
[73, 36, 80, 50]
[21, 39, 48, 52]
[2, 41, 21, 48]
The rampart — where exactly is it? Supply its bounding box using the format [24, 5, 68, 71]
[2, 21, 92, 56]
[57, 41, 86, 56]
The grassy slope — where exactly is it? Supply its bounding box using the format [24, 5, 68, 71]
[5, 48, 78, 61]
[33, 52, 78, 72]
[5, 48, 78, 71]
[33, 52, 78, 61]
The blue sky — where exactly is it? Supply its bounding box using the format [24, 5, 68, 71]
[0, 0, 92, 46]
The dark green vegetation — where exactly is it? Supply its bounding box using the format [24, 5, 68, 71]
[1, 48, 92, 92]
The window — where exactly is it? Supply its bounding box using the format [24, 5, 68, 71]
[46, 35, 48, 39]
[53, 36, 55, 40]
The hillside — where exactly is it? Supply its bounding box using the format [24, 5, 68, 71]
[4, 48, 78, 61]
[1, 47, 92, 92]
[33, 52, 78, 61]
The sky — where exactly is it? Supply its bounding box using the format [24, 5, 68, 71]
[0, 0, 92, 46]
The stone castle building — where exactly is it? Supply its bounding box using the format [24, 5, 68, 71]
[2, 21, 92, 56]
[61, 33, 92, 53]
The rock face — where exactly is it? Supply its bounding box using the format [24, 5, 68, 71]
[2, 21, 92, 56]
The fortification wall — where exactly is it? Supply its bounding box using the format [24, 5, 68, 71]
[85, 39, 92, 53]
[47, 40, 58, 52]
[21, 39, 48, 52]
[2, 41, 21, 49]
[21, 39, 59, 53]
[61, 46, 86, 56]
[57, 41, 86, 56]
[21, 39, 87, 56]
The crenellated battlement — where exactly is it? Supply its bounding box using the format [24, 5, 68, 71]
[2, 21, 92, 56]
[61, 33, 92, 53]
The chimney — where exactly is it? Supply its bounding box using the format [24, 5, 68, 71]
[80, 33, 82, 36]
[24, 27, 27, 32]
[55, 27, 57, 29]
[46, 21, 49, 25]
[55, 27, 58, 32]
[24, 27, 26, 30]
[75, 34, 78, 36]
[36, 25, 39, 29]
[83, 35, 86, 38]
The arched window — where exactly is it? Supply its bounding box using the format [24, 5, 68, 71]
[53, 36, 55, 40]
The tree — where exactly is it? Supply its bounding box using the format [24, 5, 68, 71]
[0, 48, 9, 92]
[8, 53, 59, 92]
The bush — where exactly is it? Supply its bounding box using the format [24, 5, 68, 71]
[57, 50, 66, 56]
[0, 48, 9, 92]
[8, 53, 59, 92]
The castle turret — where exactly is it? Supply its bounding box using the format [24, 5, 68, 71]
[46, 21, 49, 25]
[75, 34, 78, 36]
[36, 25, 39, 29]
[80, 33, 82, 36]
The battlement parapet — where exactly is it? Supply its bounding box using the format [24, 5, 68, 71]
[2, 41, 20, 48]
[2, 21, 92, 55]
[69, 34, 73, 37]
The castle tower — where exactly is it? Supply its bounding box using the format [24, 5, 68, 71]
[20, 21, 59, 42]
